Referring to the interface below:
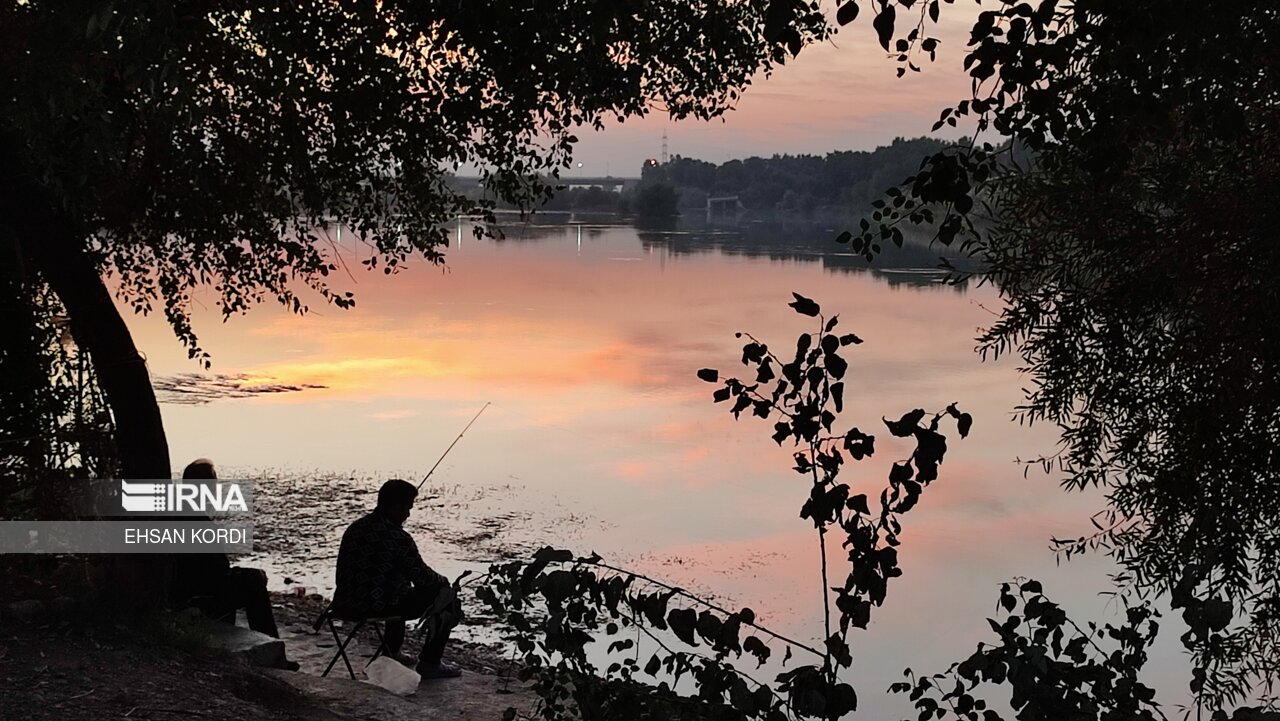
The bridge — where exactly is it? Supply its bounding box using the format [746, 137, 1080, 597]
[454, 176, 639, 191]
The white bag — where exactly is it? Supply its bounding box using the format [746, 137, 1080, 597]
[364, 656, 421, 696]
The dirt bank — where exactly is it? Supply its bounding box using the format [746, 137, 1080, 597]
[0, 592, 530, 721]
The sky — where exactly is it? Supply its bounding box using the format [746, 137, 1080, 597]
[567, 4, 982, 177]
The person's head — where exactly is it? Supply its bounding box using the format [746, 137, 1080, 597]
[183, 458, 217, 480]
[376, 479, 417, 525]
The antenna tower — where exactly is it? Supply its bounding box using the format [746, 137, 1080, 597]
[661, 129, 669, 165]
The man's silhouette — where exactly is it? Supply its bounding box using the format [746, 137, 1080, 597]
[333, 479, 461, 678]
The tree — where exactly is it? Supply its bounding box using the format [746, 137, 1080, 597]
[0, 0, 829, 482]
[846, 0, 1280, 708]
[633, 181, 680, 218]
[658, 139, 949, 219]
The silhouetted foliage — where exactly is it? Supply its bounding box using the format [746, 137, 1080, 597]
[0, 0, 829, 482]
[477, 297, 970, 721]
[896, 583, 1166, 721]
[0, 276, 116, 517]
[846, 0, 1280, 708]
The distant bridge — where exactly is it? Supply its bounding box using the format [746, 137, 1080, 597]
[454, 176, 640, 191]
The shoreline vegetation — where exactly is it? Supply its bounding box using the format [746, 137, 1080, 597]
[450, 137, 950, 224]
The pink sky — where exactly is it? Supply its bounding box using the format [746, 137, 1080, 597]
[571, 4, 982, 176]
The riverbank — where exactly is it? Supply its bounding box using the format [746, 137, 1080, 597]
[0, 591, 530, 721]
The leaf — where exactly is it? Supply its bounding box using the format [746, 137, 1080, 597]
[839, 333, 863, 345]
[849, 599, 871, 629]
[912, 428, 947, 481]
[697, 368, 719, 383]
[873, 4, 896, 51]
[826, 352, 848, 379]
[835, 229, 854, 243]
[772, 422, 791, 445]
[713, 387, 731, 403]
[696, 610, 724, 644]
[957, 412, 973, 438]
[884, 408, 926, 436]
[743, 635, 771, 666]
[847, 493, 870, 515]
[836, 1, 859, 26]
[641, 592, 672, 629]
[742, 342, 766, 364]
[644, 654, 661, 676]
[825, 633, 854, 668]
[788, 292, 820, 317]
[756, 360, 775, 383]
[533, 546, 573, 563]
[667, 607, 698, 645]
[843, 428, 875, 459]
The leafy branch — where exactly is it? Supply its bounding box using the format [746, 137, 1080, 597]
[475, 295, 972, 721]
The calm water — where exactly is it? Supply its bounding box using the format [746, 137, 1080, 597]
[126, 221, 1191, 717]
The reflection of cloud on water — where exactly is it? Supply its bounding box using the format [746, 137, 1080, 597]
[154, 373, 327, 405]
[235, 324, 712, 406]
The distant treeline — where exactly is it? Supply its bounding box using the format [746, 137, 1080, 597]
[460, 136, 952, 220]
[655, 136, 949, 219]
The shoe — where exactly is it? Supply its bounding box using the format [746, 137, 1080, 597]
[417, 661, 462, 679]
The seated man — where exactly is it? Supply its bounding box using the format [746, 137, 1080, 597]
[333, 479, 462, 678]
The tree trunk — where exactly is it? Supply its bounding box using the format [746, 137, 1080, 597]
[2, 136, 175, 611]
[0, 141, 171, 481]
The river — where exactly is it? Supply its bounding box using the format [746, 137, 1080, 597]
[124, 219, 1192, 718]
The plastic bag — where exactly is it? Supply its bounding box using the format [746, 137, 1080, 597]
[364, 656, 420, 696]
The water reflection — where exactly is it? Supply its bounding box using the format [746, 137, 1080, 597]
[124, 224, 1186, 718]
[487, 217, 977, 289]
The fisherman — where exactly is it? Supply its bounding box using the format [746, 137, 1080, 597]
[332, 479, 462, 679]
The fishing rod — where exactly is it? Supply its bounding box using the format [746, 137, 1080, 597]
[417, 402, 490, 491]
